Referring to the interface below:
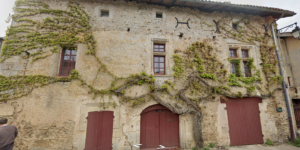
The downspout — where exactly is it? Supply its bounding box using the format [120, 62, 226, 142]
[271, 23, 296, 139]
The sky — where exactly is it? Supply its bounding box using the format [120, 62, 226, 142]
[0, 0, 299, 37]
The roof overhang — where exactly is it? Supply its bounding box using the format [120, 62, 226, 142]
[279, 32, 293, 37]
[130, 0, 296, 18]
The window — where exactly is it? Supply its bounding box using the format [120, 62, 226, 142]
[101, 10, 109, 17]
[243, 61, 251, 77]
[153, 44, 165, 75]
[154, 56, 165, 75]
[288, 77, 291, 86]
[154, 44, 165, 52]
[242, 50, 249, 58]
[232, 23, 238, 29]
[231, 63, 238, 77]
[229, 49, 237, 58]
[156, 12, 163, 18]
[59, 48, 76, 76]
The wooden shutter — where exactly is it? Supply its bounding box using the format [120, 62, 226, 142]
[85, 111, 114, 150]
[222, 97, 263, 146]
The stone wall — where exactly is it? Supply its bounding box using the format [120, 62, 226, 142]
[0, 0, 292, 149]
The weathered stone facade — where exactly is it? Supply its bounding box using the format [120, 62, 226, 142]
[280, 34, 300, 135]
[0, 0, 293, 149]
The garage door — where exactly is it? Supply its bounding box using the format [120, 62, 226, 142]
[140, 104, 180, 149]
[221, 97, 264, 146]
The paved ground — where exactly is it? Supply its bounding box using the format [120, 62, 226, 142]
[223, 144, 299, 150]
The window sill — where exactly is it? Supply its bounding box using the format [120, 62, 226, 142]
[58, 75, 70, 77]
[154, 75, 173, 77]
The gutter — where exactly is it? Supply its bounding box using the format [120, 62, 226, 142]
[271, 22, 296, 139]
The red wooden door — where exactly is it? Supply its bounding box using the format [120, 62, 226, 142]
[85, 111, 114, 150]
[140, 104, 180, 149]
[222, 97, 264, 146]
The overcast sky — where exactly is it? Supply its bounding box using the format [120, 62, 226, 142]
[0, 0, 299, 37]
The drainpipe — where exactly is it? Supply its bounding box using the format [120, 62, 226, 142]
[271, 23, 296, 139]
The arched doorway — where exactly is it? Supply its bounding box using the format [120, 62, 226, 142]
[140, 104, 180, 149]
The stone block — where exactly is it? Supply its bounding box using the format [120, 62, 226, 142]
[112, 138, 119, 150]
[128, 132, 137, 143]
[13, 64, 24, 71]
[5, 56, 21, 63]
[0, 64, 9, 70]
[123, 146, 131, 150]
[0, 104, 14, 116]
[113, 129, 122, 138]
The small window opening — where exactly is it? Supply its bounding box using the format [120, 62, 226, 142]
[101, 10, 109, 17]
[232, 23, 238, 29]
[288, 77, 291, 86]
[156, 12, 163, 18]
[242, 50, 249, 58]
[229, 49, 237, 58]
[179, 33, 183, 38]
[127, 28, 130, 32]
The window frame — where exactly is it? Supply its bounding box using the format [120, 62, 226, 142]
[58, 48, 77, 77]
[243, 61, 251, 77]
[153, 55, 166, 75]
[242, 50, 249, 58]
[154, 43, 165, 52]
[231, 62, 239, 77]
[229, 49, 238, 58]
[153, 43, 166, 75]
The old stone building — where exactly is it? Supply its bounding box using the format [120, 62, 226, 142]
[280, 31, 300, 135]
[0, 0, 297, 149]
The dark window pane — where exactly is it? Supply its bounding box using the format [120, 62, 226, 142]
[71, 56, 76, 61]
[230, 49, 237, 57]
[155, 63, 159, 67]
[160, 63, 164, 68]
[154, 57, 159, 62]
[155, 69, 159, 73]
[62, 62, 69, 67]
[64, 56, 70, 60]
[101, 11, 109, 17]
[160, 57, 164, 62]
[242, 50, 248, 58]
[61, 68, 68, 75]
[70, 62, 76, 69]
[65, 50, 71, 55]
[71, 50, 77, 55]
